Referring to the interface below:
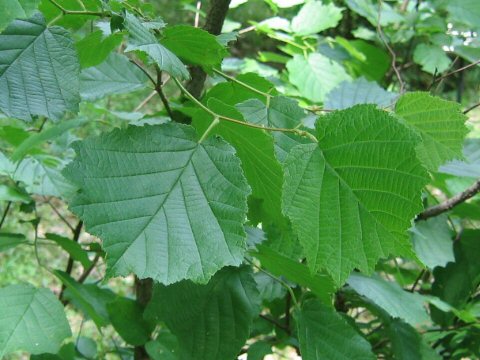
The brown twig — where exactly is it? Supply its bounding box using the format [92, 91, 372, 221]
[417, 179, 480, 221]
[49, 0, 107, 16]
[0, 201, 12, 231]
[155, 68, 175, 120]
[433, 59, 480, 84]
[409, 269, 426, 292]
[59, 221, 83, 302]
[463, 101, 480, 114]
[77, 254, 100, 284]
[377, 0, 405, 93]
[259, 314, 290, 333]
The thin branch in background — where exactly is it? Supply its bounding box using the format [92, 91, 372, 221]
[45, 197, 75, 232]
[59, 221, 84, 302]
[194, 1, 202, 27]
[463, 101, 480, 114]
[48, 0, 107, 16]
[432, 56, 460, 93]
[376, 0, 405, 93]
[259, 314, 290, 333]
[410, 269, 426, 292]
[238, 25, 256, 35]
[433, 59, 480, 84]
[0, 201, 12, 231]
[78, 254, 100, 284]
[134, 90, 157, 112]
[417, 179, 480, 221]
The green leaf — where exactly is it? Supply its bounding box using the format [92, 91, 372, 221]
[145, 266, 261, 360]
[75, 30, 123, 68]
[0, 13, 80, 122]
[340, 39, 391, 81]
[11, 118, 86, 162]
[431, 229, 480, 326]
[0, 233, 28, 252]
[0, 283, 71, 357]
[0, 184, 31, 203]
[291, 1, 343, 36]
[447, 0, 480, 29]
[439, 139, 480, 178]
[80, 53, 149, 101]
[325, 78, 397, 110]
[192, 98, 284, 222]
[287, 53, 351, 102]
[236, 96, 309, 162]
[53, 270, 108, 328]
[145, 329, 179, 360]
[63, 283, 115, 327]
[282, 105, 427, 285]
[386, 319, 441, 360]
[13, 155, 76, 198]
[247, 341, 272, 360]
[124, 12, 190, 80]
[0, 0, 40, 32]
[395, 92, 468, 171]
[413, 44, 452, 75]
[411, 215, 455, 270]
[252, 244, 334, 305]
[160, 25, 227, 71]
[294, 298, 375, 360]
[63, 124, 250, 285]
[345, 0, 403, 26]
[347, 273, 430, 326]
[46, 233, 92, 269]
[107, 297, 154, 346]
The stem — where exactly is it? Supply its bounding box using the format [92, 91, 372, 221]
[0, 201, 12, 231]
[78, 254, 100, 284]
[59, 221, 83, 302]
[464, 101, 480, 114]
[48, 0, 108, 16]
[198, 117, 220, 143]
[245, 258, 298, 307]
[155, 68, 175, 120]
[173, 78, 318, 143]
[213, 68, 272, 99]
[417, 179, 480, 221]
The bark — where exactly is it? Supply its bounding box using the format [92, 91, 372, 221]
[186, 0, 232, 99]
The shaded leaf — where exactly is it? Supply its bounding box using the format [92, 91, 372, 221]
[325, 78, 397, 110]
[80, 53, 149, 101]
[0, 0, 40, 31]
[411, 215, 455, 270]
[124, 12, 189, 80]
[347, 273, 430, 326]
[295, 298, 375, 360]
[0, 13, 80, 121]
[145, 266, 261, 360]
[75, 30, 123, 68]
[0, 284, 71, 357]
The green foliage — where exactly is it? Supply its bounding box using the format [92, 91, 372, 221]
[0, 13, 80, 121]
[295, 298, 375, 359]
[0, 284, 71, 357]
[395, 92, 469, 171]
[283, 105, 427, 284]
[145, 266, 261, 360]
[0, 1, 479, 359]
[63, 124, 250, 285]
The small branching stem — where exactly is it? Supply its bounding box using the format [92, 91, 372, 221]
[48, 0, 108, 16]
[173, 78, 318, 143]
